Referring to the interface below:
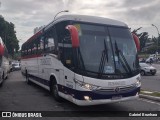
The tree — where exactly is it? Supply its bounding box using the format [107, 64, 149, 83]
[0, 15, 19, 56]
[139, 32, 149, 51]
[132, 28, 149, 51]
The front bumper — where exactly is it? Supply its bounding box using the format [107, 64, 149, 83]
[75, 94, 139, 106]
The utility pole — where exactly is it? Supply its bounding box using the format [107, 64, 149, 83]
[152, 24, 159, 62]
[54, 10, 69, 20]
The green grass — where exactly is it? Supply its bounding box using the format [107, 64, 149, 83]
[140, 90, 160, 97]
[138, 54, 149, 58]
[138, 54, 160, 59]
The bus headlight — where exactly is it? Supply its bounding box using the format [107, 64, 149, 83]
[135, 76, 141, 87]
[74, 79, 98, 90]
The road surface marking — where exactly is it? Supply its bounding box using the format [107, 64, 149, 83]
[139, 98, 160, 106]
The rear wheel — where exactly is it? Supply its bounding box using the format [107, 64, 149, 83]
[140, 70, 145, 76]
[0, 73, 4, 87]
[50, 78, 62, 102]
[5, 73, 8, 80]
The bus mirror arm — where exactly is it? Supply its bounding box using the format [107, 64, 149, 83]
[66, 25, 80, 48]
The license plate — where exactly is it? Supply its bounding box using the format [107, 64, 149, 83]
[112, 95, 122, 100]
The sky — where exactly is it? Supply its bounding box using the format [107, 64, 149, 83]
[0, 0, 160, 47]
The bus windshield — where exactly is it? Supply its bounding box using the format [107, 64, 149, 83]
[74, 23, 139, 77]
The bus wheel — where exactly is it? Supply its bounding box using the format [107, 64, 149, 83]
[0, 73, 4, 87]
[50, 79, 61, 102]
[5, 73, 8, 80]
[26, 71, 31, 85]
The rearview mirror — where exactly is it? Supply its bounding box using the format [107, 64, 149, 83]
[66, 25, 79, 48]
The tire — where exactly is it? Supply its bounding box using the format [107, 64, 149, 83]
[26, 71, 31, 85]
[151, 73, 156, 75]
[140, 70, 145, 76]
[5, 72, 8, 80]
[50, 79, 62, 102]
[0, 73, 4, 87]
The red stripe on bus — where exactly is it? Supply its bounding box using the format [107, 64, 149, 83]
[24, 30, 43, 44]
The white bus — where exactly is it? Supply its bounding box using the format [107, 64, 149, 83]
[21, 15, 141, 106]
[0, 37, 9, 86]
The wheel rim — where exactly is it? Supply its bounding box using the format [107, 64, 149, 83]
[140, 71, 144, 76]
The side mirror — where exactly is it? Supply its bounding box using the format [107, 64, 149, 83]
[132, 33, 140, 52]
[66, 25, 80, 48]
[0, 44, 4, 55]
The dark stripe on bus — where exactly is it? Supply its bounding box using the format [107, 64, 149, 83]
[58, 85, 140, 100]
[28, 74, 50, 86]
[28, 74, 140, 100]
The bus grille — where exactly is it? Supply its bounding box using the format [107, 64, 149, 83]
[95, 84, 136, 93]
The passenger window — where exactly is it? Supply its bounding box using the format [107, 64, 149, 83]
[45, 38, 55, 52]
[44, 27, 58, 54]
[37, 37, 44, 54]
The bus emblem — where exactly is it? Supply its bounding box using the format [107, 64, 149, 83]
[115, 87, 120, 93]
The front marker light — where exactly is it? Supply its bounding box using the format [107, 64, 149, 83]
[84, 96, 92, 101]
[135, 76, 141, 87]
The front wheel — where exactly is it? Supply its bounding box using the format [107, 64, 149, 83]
[26, 72, 31, 85]
[151, 73, 156, 75]
[50, 81, 62, 102]
[140, 70, 145, 76]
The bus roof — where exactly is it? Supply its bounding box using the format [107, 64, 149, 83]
[45, 14, 128, 31]
[23, 14, 128, 46]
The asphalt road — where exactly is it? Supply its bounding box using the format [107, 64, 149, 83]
[0, 71, 160, 120]
[141, 64, 160, 92]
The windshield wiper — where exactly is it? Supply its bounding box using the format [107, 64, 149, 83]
[114, 41, 132, 75]
[73, 48, 87, 75]
[98, 39, 109, 78]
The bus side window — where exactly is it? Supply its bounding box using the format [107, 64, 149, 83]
[45, 37, 55, 53]
[37, 37, 44, 54]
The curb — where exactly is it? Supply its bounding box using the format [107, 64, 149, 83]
[139, 94, 160, 102]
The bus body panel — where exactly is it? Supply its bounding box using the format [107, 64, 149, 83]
[21, 54, 140, 106]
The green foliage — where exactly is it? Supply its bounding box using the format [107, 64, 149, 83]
[0, 15, 19, 56]
[132, 28, 149, 51]
[152, 36, 160, 46]
[132, 27, 160, 54]
[146, 45, 160, 54]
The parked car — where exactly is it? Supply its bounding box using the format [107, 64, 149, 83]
[139, 63, 156, 76]
[145, 57, 155, 63]
[11, 62, 21, 71]
[139, 58, 146, 63]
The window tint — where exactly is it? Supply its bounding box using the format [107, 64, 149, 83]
[56, 21, 71, 44]
[44, 27, 57, 54]
[37, 37, 44, 54]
